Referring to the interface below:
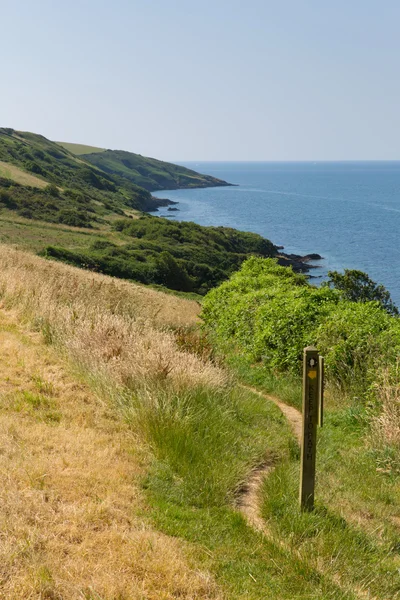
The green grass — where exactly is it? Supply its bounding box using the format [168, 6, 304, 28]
[124, 383, 356, 598]
[226, 352, 303, 409]
[109, 357, 400, 598]
[79, 148, 230, 191]
[6, 386, 61, 424]
[148, 499, 356, 600]
[125, 384, 291, 507]
[0, 160, 48, 187]
[0, 213, 114, 252]
[260, 404, 400, 599]
[56, 141, 106, 155]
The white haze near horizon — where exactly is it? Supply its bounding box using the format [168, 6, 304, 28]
[1, 0, 399, 161]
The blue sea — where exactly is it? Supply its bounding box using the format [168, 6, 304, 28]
[151, 162, 400, 305]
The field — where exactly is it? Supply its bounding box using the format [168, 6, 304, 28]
[0, 247, 399, 599]
[0, 211, 127, 253]
[56, 141, 106, 155]
[0, 296, 216, 598]
[0, 127, 399, 598]
[0, 160, 48, 188]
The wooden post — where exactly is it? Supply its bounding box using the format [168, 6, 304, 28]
[318, 355, 324, 427]
[299, 346, 320, 511]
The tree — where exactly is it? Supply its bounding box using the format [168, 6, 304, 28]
[155, 251, 193, 292]
[45, 183, 60, 197]
[323, 269, 398, 316]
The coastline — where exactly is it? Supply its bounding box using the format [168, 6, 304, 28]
[148, 186, 323, 277]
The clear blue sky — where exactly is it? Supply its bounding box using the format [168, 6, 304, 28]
[1, 0, 399, 160]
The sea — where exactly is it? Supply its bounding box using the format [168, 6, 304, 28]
[151, 162, 400, 306]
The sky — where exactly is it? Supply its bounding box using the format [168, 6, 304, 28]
[1, 0, 399, 161]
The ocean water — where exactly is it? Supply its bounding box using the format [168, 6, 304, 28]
[151, 162, 400, 305]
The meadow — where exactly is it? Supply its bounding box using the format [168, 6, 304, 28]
[0, 247, 399, 598]
[0, 127, 399, 598]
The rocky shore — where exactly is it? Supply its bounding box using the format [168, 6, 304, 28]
[276, 251, 323, 274]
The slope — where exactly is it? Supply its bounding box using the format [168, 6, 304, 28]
[0, 303, 220, 598]
[0, 128, 169, 216]
[4, 246, 400, 599]
[57, 141, 106, 155]
[78, 148, 231, 191]
[0, 128, 312, 297]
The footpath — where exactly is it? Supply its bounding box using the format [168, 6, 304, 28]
[238, 385, 302, 532]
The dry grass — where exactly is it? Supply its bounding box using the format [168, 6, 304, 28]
[0, 311, 221, 599]
[0, 245, 200, 328]
[0, 247, 225, 393]
[0, 246, 229, 597]
[0, 160, 48, 188]
[371, 367, 400, 457]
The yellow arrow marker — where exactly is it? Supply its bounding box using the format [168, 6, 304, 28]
[308, 370, 317, 380]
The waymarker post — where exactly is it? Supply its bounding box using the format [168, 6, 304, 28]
[299, 346, 324, 511]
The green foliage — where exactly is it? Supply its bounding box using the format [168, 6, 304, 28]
[26, 160, 46, 176]
[154, 251, 193, 291]
[0, 177, 94, 227]
[80, 148, 230, 191]
[202, 257, 400, 398]
[261, 458, 400, 599]
[43, 216, 277, 295]
[131, 383, 290, 508]
[45, 183, 60, 197]
[316, 302, 400, 393]
[202, 257, 336, 369]
[0, 128, 161, 213]
[324, 269, 399, 316]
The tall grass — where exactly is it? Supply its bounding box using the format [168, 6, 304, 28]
[125, 383, 291, 508]
[4, 245, 400, 599]
[261, 458, 400, 599]
[370, 366, 400, 474]
[0, 247, 223, 392]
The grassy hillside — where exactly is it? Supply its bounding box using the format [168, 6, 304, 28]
[78, 148, 231, 191]
[0, 128, 317, 299]
[0, 160, 48, 187]
[4, 130, 399, 598]
[1, 246, 400, 599]
[0, 127, 281, 295]
[0, 128, 163, 216]
[44, 216, 277, 295]
[57, 141, 106, 155]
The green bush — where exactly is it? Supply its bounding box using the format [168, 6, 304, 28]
[45, 183, 60, 197]
[315, 302, 400, 394]
[202, 257, 400, 398]
[324, 269, 398, 316]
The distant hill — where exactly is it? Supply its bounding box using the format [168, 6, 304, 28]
[77, 148, 231, 191]
[57, 142, 106, 156]
[0, 128, 159, 219]
[0, 127, 282, 296]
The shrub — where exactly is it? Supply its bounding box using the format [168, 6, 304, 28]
[315, 301, 400, 394]
[324, 269, 399, 316]
[202, 257, 400, 398]
[26, 161, 45, 176]
[45, 183, 60, 197]
[154, 251, 193, 292]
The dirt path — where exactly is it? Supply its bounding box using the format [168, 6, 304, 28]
[237, 385, 302, 532]
[0, 309, 219, 599]
[237, 386, 379, 600]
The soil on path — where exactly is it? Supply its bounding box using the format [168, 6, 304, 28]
[237, 385, 302, 532]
